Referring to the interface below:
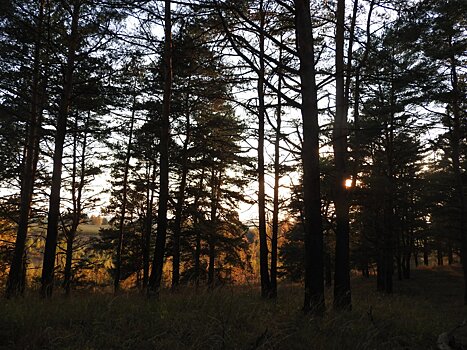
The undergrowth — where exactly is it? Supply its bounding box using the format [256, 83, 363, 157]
[1, 265, 466, 349]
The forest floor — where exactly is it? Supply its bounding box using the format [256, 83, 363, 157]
[1, 264, 466, 350]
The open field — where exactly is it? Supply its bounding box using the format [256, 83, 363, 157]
[1, 265, 466, 350]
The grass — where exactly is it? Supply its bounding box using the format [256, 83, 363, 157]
[1, 265, 466, 349]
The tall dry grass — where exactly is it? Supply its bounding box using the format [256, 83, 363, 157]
[1, 265, 466, 349]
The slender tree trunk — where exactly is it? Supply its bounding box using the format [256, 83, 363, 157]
[256, 0, 271, 299]
[142, 164, 156, 290]
[148, 0, 172, 297]
[63, 112, 89, 295]
[114, 90, 137, 293]
[208, 238, 215, 287]
[350, 0, 374, 189]
[423, 240, 429, 266]
[172, 110, 191, 289]
[437, 249, 444, 266]
[294, 0, 324, 314]
[40, 3, 80, 298]
[448, 243, 454, 265]
[403, 250, 411, 279]
[192, 167, 206, 287]
[333, 0, 351, 310]
[6, 0, 46, 298]
[270, 37, 284, 299]
[207, 169, 220, 288]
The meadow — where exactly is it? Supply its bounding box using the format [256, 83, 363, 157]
[1, 265, 466, 350]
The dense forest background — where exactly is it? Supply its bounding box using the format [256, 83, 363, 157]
[0, 0, 465, 322]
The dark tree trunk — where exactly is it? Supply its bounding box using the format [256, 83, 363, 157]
[207, 238, 215, 287]
[6, 0, 45, 298]
[63, 113, 89, 295]
[437, 249, 444, 266]
[192, 167, 206, 287]
[423, 239, 429, 266]
[448, 243, 454, 265]
[41, 3, 80, 298]
[325, 251, 332, 288]
[207, 169, 220, 288]
[142, 163, 156, 290]
[114, 91, 137, 293]
[270, 37, 283, 299]
[403, 251, 410, 279]
[257, 0, 271, 299]
[294, 0, 324, 314]
[172, 111, 191, 289]
[333, 0, 351, 310]
[148, 0, 172, 297]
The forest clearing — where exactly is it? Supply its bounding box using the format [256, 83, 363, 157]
[1, 265, 466, 349]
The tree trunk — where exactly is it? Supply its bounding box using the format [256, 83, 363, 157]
[333, 0, 351, 310]
[325, 251, 332, 288]
[437, 249, 444, 266]
[148, 0, 172, 298]
[172, 109, 191, 289]
[192, 167, 205, 287]
[257, 0, 271, 299]
[6, 0, 45, 298]
[208, 238, 215, 287]
[423, 239, 429, 265]
[207, 168, 221, 288]
[448, 243, 454, 265]
[270, 37, 284, 299]
[40, 2, 80, 298]
[294, 0, 324, 314]
[403, 251, 410, 279]
[114, 90, 137, 293]
[142, 164, 156, 290]
[63, 112, 89, 295]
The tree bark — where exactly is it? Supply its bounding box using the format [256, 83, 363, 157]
[40, 2, 80, 298]
[257, 0, 271, 299]
[148, 0, 172, 297]
[294, 0, 324, 314]
[333, 0, 351, 310]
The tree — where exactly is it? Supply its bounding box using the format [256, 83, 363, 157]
[400, 0, 467, 303]
[294, 0, 324, 313]
[41, 0, 123, 297]
[332, 0, 351, 310]
[148, 0, 173, 298]
[4, 0, 48, 298]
